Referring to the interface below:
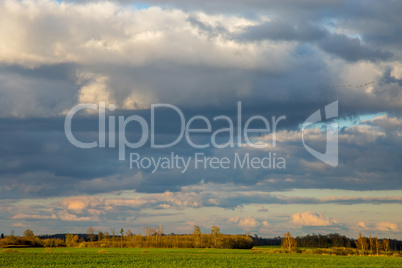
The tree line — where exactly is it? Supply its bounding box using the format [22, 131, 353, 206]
[0, 226, 253, 249]
[1, 228, 402, 252]
[255, 232, 402, 251]
[276, 232, 402, 256]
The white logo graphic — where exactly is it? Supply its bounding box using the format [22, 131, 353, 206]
[302, 101, 338, 167]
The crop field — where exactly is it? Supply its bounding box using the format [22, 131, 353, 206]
[1, 248, 402, 267]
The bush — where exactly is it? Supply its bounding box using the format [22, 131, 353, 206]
[305, 247, 358, 256]
[2, 249, 21, 253]
[78, 242, 87, 248]
[392, 252, 402, 257]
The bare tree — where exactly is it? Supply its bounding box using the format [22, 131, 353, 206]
[193, 225, 202, 248]
[383, 239, 390, 252]
[143, 226, 155, 247]
[369, 235, 374, 254]
[111, 228, 116, 241]
[120, 228, 124, 248]
[126, 229, 133, 239]
[144, 226, 155, 237]
[156, 225, 163, 236]
[86, 226, 95, 243]
[104, 232, 111, 241]
[211, 226, 221, 248]
[374, 237, 381, 255]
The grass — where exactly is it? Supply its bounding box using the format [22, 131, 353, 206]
[0, 247, 401, 267]
[253, 245, 282, 249]
[1, 249, 22, 253]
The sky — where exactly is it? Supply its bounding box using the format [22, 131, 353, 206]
[0, 0, 402, 239]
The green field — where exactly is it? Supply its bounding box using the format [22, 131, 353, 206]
[1, 247, 401, 267]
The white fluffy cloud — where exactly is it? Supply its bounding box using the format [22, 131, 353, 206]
[228, 216, 264, 231]
[291, 211, 339, 226]
[356, 221, 366, 228]
[376, 222, 399, 232]
[2, 0, 400, 117]
[0, 0, 299, 116]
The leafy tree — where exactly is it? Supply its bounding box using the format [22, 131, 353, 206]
[98, 231, 104, 241]
[193, 225, 201, 236]
[211, 226, 220, 236]
[65, 233, 79, 247]
[281, 232, 297, 251]
[374, 237, 381, 255]
[355, 233, 368, 251]
[73, 235, 79, 244]
[23, 229, 35, 239]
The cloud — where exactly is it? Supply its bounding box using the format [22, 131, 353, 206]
[57, 213, 92, 222]
[376, 222, 399, 232]
[257, 205, 268, 212]
[356, 221, 366, 228]
[76, 73, 115, 107]
[0, 0, 290, 111]
[3, 185, 402, 236]
[362, 114, 402, 130]
[11, 222, 28, 228]
[291, 211, 339, 226]
[0, 0, 401, 118]
[238, 20, 392, 62]
[229, 216, 262, 230]
[317, 33, 392, 62]
[238, 20, 327, 42]
[63, 199, 90, 212]
[12, 213, 58, 220]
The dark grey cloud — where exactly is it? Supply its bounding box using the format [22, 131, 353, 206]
[186, 15, 228, 38]
[1, 107, 402, 199]
[83, 0, 344, 16]
[238, 21, 327, 42]
[237, 21, 392, 62]
[317, 33, 392, 62]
